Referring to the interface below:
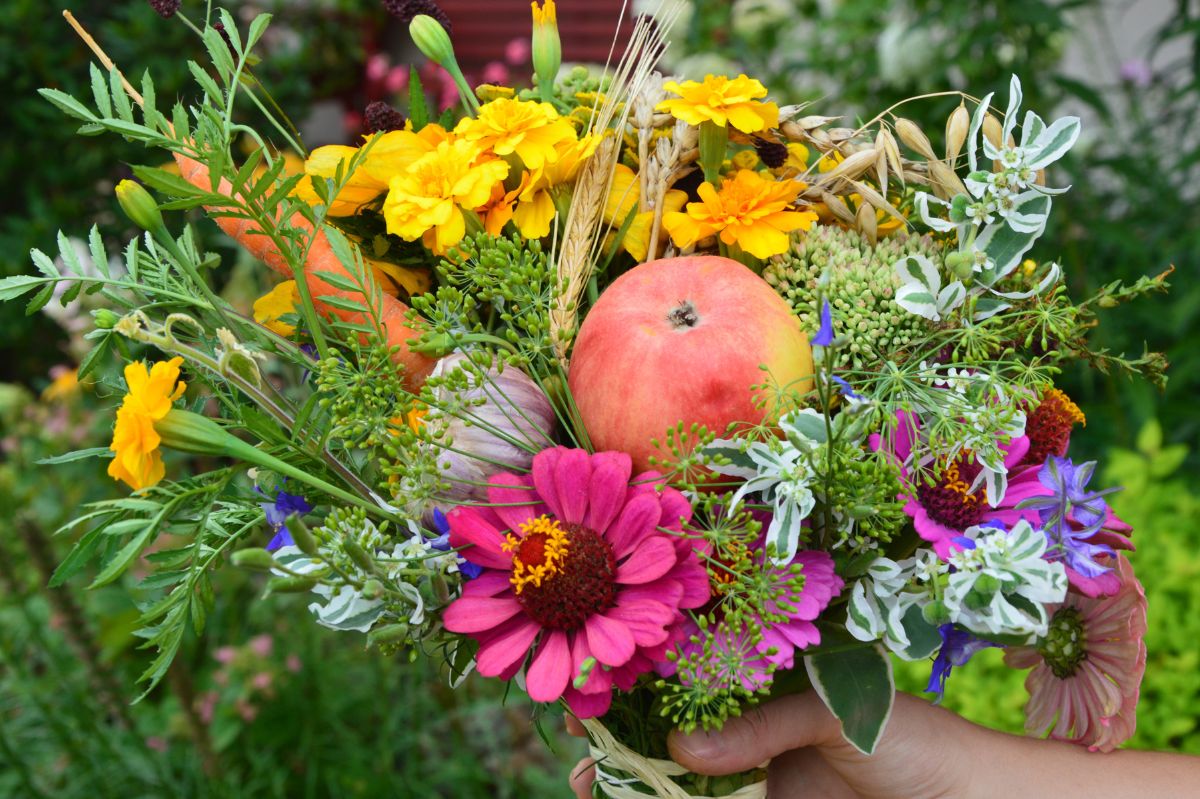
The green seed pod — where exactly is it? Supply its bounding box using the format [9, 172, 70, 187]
[231, 547, 276, 571]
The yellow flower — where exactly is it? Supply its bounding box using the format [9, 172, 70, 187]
[367, 258, 433, 297]
[359, 124, 453, 183]
[293, 145, 389, 216]
[662, 169, 817, 259]
[511, 133, 600, 238]
[816, 151, 844, 173]
[107, 357, 187, 491]
[383, 139, 509, 254]
[657, 74, 780, 133]
[455, 97, 576, 170]
[731, 150, 760, 170]
[253, 280, 300, 336]
[477, 179, 522, 236]
[601, 164, 688, 261]
[42, 367, 81, 403]
[784, 143, 809, 170]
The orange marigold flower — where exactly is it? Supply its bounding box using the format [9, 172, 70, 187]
[662, 169, 816, 259]
[107, 357, 187, 491]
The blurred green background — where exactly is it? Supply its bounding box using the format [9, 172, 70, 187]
[1, 0, 1196, 795]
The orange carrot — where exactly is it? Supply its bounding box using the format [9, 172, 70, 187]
[174, 152, 436, 389]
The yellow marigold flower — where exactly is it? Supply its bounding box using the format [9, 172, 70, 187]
[455, 97, 576, 170]
[107, 357, 187, 491]
[731, 150, 760, 170]
[360, 124, 453, 183]
[601, 164, 688, 261]
[293, 145, 389, 216]
[657, 74, 780, 133]
[511, 134, 600, 238]
[662, 169, 817, 259]
[383, 139, 509, 255]
[816, 151, 844, 173]
[367, 258, 433, 297]
[784, 142, 809, 170]
[253, 280, 300, 337]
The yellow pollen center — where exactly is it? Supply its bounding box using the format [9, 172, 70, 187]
[942, 462, 978, 506]
[503, 515, 571, 594]
[1046, 387, 1086, 426]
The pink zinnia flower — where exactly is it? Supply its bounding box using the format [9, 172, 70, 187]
[663, 549, 843, 690]
[442, 447, 710, 718]
[869, 411, 1029, 559]
[1004, 553, 1147, 752]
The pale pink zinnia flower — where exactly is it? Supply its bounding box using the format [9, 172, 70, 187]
[1004, 553, 1147, 752]
[442, 447, 710, 718]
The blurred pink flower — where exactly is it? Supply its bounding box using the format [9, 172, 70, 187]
[213, 646, 236, 664]
[366, 53, 390, 83]
[286, 654, 302, 673]
[386, 66, 409, 94]
[251, 672, 274, 692]
[482, 62, 510, 85]
[196, 691, 218, 724]
[145, 736, 168, 753]
[236, 698, 259, 723]
[505, 37, 530, 65]
[249, 634, 273, 657]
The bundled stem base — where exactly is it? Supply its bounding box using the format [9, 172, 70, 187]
[581, 718, 767, 799]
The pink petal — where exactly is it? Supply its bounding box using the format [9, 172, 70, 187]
[563, 686, 612, 719]
[616, 536, 677, 584]
[570, 632, 613, 694]
[1002, 435, 1031, 469]
[657, 485, 693, 530]
[442, 596, 522, 633]
[605, 492, 661, 557]
[448, 508, 512, 569]
[583, 451, 632, 532]
[585, 613, 636, 666]
[531, 447, 565, 519]
[775, 619, 821, 650]
[460, 571, 514, 598]
[665, 560, 711, 608]
[487, 473, 541, 531]
[526, 630, 572, 702]
[475, 617, 540, 676]
[606, 603, 672, 647]
[553, 448, 592, 525]
[618, 582, 683, 609]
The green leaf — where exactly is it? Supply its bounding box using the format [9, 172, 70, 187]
[109, 67, 133, 121]
[36, 447, 113, 465]
[38, 88, 97, 122]
[312, 269, 364, 294]
[408, 67, 429, 130]
[132, 164, 211, 199]
[0, 275, 45, 301]
[899, 604, 941, 660]
[804, 645, 895, 754]
[26, 283, 56, 315]
[49, 526, 106, 587]
[90, 63, 112, 117]
[246, 13, 273, 51]
[90, 520, 159, 588]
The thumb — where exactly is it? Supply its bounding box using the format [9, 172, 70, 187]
[667, 692, 843, 776]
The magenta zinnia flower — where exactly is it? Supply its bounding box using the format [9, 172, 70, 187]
[1004, 554, 1147, 752]
[662, 548, 843, 690]
[441, 447, 710, 718]
[869, 411, 1029, 558]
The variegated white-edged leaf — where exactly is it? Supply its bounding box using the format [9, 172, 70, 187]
[936, 280, 966, 317]
[913, 192, 956, 233]
[1020, 110, 1046, 149]
[805, 645, 895, 755]
[1002, 75, 1023, 142]
[972, 297, 1011, 320]
[895, 254, 942, 293]
[896, 285, 940, 320]
[1026, 116, 1081, 170]
[967, 91, 995, 174]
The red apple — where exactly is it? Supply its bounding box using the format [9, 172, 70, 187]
[568, 255, 814, 474]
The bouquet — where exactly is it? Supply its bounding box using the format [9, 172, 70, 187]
[11, 1, 1169, 795]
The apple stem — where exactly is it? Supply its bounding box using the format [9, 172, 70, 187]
[667, 301, 700, 329]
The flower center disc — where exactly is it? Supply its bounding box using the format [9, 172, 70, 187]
[507, 517, 617, 630]
[916, 458, 986, 530]
[1039, 606, 1088, 679]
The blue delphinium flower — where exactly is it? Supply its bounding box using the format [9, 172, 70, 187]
[926, 624, 998, 703]
[811, 299, 835, 347]
[429, 508, 482, 579]
[1019, 456, 1116, 578]
[257, 487, 313, 551]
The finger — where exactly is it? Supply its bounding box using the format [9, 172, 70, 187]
[667, 692, 843, 776]
[768, 747, 859, 799]
[565, 714, 586, 737]
[569, 758, 596, 799]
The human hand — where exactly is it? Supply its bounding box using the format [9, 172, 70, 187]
[567, 691, 981, 799]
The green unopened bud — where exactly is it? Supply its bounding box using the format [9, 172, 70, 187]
[114, 180, 163, 232]
[409, 14, 455, 67]
[410, 332, 457, 356]
[362, 578, 385, 600]
[231, 547, 277, 571]
[344, 538, 375, 572]
[284, 515, 319, 556]
[155, 409, 239, 458]
[265, 575, 318, 595]
[974, 573, 1002, 595]
[368, 623, 410, 648]
[531, 0, 561, 102]
[698, 120, 729, 184]
[93, 309, 120, 329]
[1097, 295, 1119, 309]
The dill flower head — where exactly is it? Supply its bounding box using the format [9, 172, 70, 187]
[383, 139, 509, 254]
[454, 97, 577, 170]
[662, 169, 816, 259]
[763, 225, 945, 369]
[656, 74, 780, 133]
[107, 357, 187, 491]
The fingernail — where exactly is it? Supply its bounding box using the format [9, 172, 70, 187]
[670, 728, 725, 760]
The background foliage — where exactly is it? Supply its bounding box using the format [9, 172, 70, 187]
[2, 0, 1197, 794]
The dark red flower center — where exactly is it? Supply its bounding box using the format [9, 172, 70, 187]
[916, 457, 986, 530]
[505, 516, 617, 631]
